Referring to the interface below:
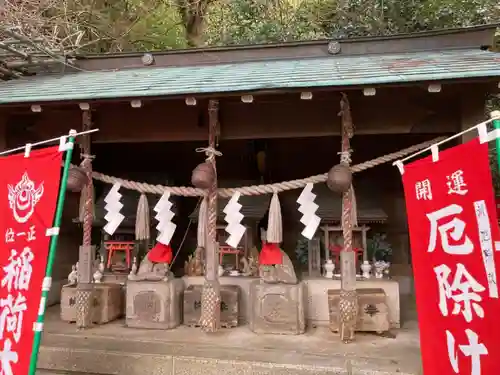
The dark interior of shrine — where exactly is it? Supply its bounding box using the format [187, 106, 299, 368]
[85, 132, 450, 272]
[91, 133, 444, 190]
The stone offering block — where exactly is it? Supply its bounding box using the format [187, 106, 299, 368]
[328, 288, 390, 334]
[60, 283, 123, 324]
[249, 280, 305, 335]
[126, 278, 184, 329]
[101, 272, 128, 285]
[183, 284, 239, 328]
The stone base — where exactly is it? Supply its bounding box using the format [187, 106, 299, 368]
[303, 277, 400, 328]
[328, 288, 390, 333]
[184, 284, 239, 328]
[60, 283, 123, 324]
[249, 281, 305, 335]
[183, 276, 258, 324]
[102, 272, 129, 285]
[126, 278, 184, 329]
[47, 279, 66, 307]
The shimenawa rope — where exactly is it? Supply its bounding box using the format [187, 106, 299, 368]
[85, 137, 444, 197]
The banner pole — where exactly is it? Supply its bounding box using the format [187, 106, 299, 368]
[28, 131, 76, 375]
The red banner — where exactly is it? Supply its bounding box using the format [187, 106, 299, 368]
[0, 146, 63, 375]
[401, 138, 500, 375]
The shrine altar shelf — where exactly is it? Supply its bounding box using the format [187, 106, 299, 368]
[321, 225, 369, 261]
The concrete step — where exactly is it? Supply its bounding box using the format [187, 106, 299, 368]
[37, 330, 421, 375]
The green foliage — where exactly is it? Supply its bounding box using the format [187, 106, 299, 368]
[205, 0, 326, 45]
[367, 233, 392, 262]
[9, 0, 499, 52]
[294, 237, 309, 265]
[206, 0, 500, 44]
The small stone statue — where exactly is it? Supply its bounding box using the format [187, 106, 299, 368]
[93, 256, 105, 283]
[259, 250, 297, 284]
[240, 255, 258, 277]
[240, 257, 250, 276]
[68, 264, 78, 285]
[128, 252, 173, 281]
[184, 247, 204, 276]
[130, 257, 138, 276]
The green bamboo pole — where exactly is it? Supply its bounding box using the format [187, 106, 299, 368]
[28, 132, 76, 375]
[492, 111, 500, 174]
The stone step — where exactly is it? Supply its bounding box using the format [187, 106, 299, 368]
[37, 332, 421, 375]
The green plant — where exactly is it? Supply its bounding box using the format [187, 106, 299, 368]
[294, 237, 309, 265]
[367, 233, 392, 262]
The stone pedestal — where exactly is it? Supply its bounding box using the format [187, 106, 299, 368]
[61, 283, 123, 324]
[249, 280, 305, 335]
[328, 288, 390, 334]
[102, 272, 128, 285]
[184, 284, 239, 328]
[126, 278, 184, 329]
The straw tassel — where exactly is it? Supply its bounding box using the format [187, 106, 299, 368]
[78, 185, 95, 222]
[197, 196, 208, 248]
[260, 192, 283, 265]
[267, 192, 282, 243]
[135, 193, 150, 241]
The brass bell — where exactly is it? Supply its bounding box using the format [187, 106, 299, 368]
[327, 164, 352, 193]
[191, 162, 215, 189]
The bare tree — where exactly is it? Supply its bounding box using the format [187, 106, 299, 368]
[175, 0, 214, 47]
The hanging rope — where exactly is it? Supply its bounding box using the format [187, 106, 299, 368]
[87, 137, 444, 197]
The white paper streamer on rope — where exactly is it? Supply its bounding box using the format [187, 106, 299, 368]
[197, 197, 208, 248]
[223, 192, 246, 248]
[135, 193, 150, 240]
[297, 183, 321, 240]
[267, 192, 282, 244]
[103, 183, 125, 235]
[154, 191, 176, 245]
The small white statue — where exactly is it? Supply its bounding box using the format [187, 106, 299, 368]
[218, 264, 225, 277]
[128, 257, 138, 280]
[68, 264, 78, 285]
[374, 260, 389, 279]
[361, 261, 372, 279]
[93, 269, 103, 283]
[131, 257, 138, 274]
[93, 256, 105, 283]
[99, 255, 105, 273]
[323, 259, 335, 278]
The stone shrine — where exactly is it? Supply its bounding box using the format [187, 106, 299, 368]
[249, 250, 306, 335]
[126, 252, 184, 329]
[61, 283, 122, 324]
[184, 284, 239, 328]
[328, 288, 390, 334]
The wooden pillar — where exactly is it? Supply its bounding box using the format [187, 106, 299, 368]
[361, 226, 368, 262]
[200, 100, 221, 332]
[338, 93, 359, 343]
[322, 226, 330, 262]
[76, 108, 96, 329]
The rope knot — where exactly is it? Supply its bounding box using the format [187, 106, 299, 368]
[80, 153, 95, 161]
[196, 147, 222, 161]
[338, 150, 352, 164]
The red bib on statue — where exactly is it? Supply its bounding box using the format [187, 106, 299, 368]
[259, 242, 282, 265]
[148, 242, 173, 264]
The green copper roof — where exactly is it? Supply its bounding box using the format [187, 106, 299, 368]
[0, 49, 499, 104]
